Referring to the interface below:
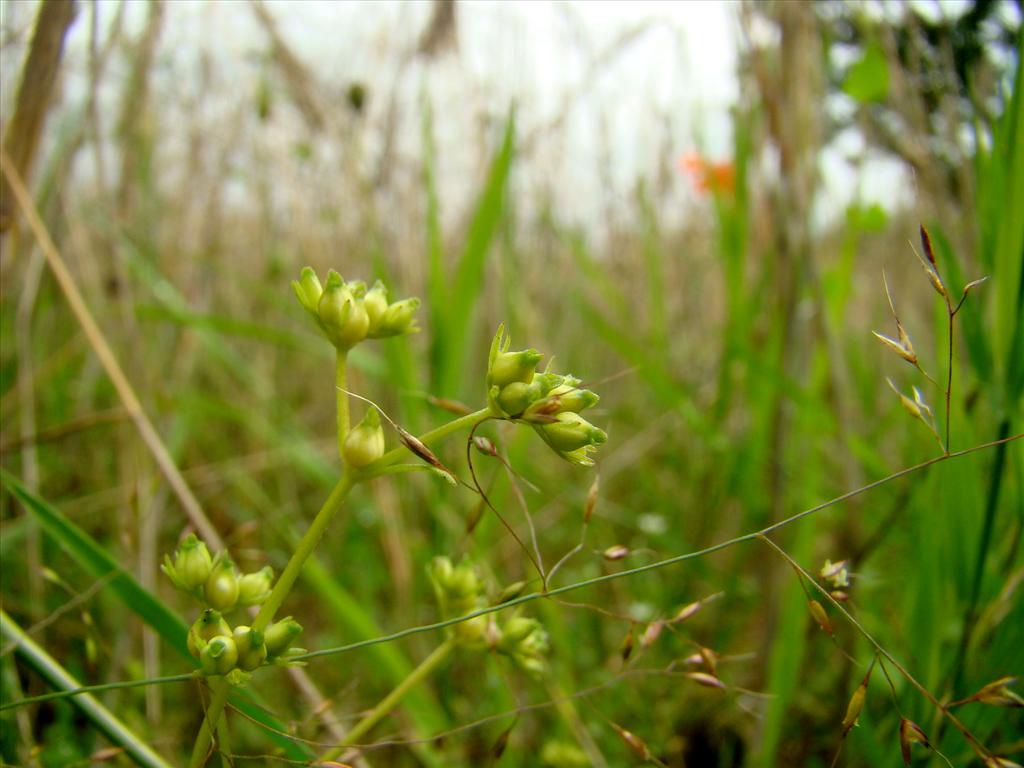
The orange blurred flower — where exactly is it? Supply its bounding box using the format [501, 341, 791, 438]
[679, 152, 735, 196]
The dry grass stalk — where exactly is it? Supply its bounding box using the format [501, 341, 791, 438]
[0, 0, 77, 235]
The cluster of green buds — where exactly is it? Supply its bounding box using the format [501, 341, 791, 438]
[163, 534, 304, 679]
[428, 556, 492, 647]
[486, 325, 606, 466]
[292, 267, 420, 352]
[187, 610, 304, 679]
[428, 556, 550, 678]
[495, 615, 549, 678]
[162, 534, 272, 612]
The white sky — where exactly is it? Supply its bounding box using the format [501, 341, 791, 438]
[1, 0, 916, 232]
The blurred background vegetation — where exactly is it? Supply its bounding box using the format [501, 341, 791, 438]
[0, 1, 1021, 766]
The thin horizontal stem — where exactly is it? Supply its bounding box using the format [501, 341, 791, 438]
[298, 433, 1021, 662]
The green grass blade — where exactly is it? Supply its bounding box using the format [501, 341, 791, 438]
[1, 610, 172, 768]
[435, 108, 516, 397]
[0, 470, 312, 761]
[1, 468, 191, 659]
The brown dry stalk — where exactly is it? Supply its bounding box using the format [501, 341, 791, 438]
[0, 0, 78, 234]
[248, 0, 325, 130]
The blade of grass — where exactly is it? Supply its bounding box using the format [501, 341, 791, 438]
[432, 108, 516, 398]
[1, 610, 172, 768]
[0, 470, 313, 761]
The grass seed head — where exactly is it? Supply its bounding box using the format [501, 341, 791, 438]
[841, 676, 868, 732]
[808, 599, 834, 635]
[603, 545, 630, 561]
[686, 671, 726, 690]
[899, 718, 930, 765]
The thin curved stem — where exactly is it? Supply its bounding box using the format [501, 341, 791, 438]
[297, 433, 1022, 663]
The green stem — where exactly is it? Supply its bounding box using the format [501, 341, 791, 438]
[337, 350, 350, 460]
[320, 637, 456, 761]
[253, 470, 356, 633]
[188, 678, 230, 768]
[190, 406, 487, 764]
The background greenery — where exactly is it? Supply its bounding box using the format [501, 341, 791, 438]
[1, 1, 1021, 766]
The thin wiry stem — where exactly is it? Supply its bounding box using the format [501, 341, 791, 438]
[0, 673, 194, 712]
[297, 434, 1021, 663]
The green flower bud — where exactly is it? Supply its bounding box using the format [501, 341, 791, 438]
[487, 325, 544, 392]
[264, 617, 303, 658]
[232, 626, 268, 671]
[534, 412, 607, 466]
[317, 271, 369, 350]
[200, 635, 238, 676]
[428, 557, 490, 647]
[546, 384, 600, 413]
[535, 372, 573, 394]
[188, 609, 232, 659]
[343, 408, 386, 467]
[161, 533, 213, 593]
[490, 349, 544, 389]
[204, 556, 240, 612]
[368, 297, 421, 338]
[237, 567, 274, 607]
[363, 280, 389, 331]
[428, 556, 454, 589]
[498, 618, 549, 678]
[495, 380, 541, 417]
[499, 617, 540, 648]
[291, 266, 324, 316]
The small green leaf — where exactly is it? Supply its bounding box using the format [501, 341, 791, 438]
[844, 41, 889, 104]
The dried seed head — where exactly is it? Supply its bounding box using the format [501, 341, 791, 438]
[673, 600, 703, 623]
[967, 676, 1024, 708]
[698, 647, 719, 677]
[919, 225, 937, 266]
[899, 718, 930, 765]
[820, 559, 851, 588]
[472, 436, 498, 457]
[911, 230, 947, 298]
[841, 675, 869, 732]
[491, 722, 515, 759]
[620, 626, 635, 662]
[984, 758, 1024, 768]
[686, 671, 726, 690]
[873, 331, 918, 365]
[603, 545, 630, 561]
[611, 723, 651, 760]
[397, 425, 456, 481]
[640, 620, 665, 650]
[960, 276, 989, 303]
[808, 599, 834, 635]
